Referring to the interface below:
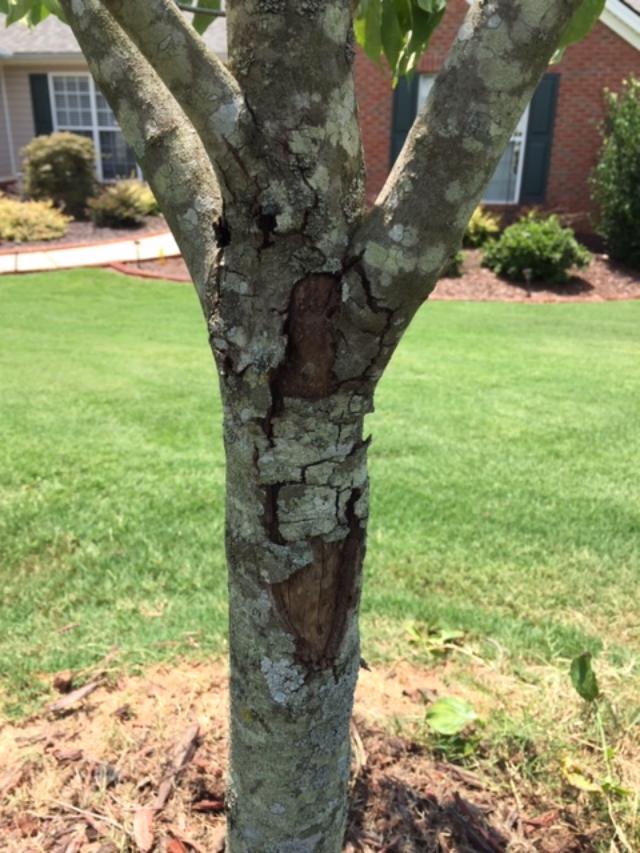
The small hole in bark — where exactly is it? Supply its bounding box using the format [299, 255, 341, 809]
[213, 216, 231, 248]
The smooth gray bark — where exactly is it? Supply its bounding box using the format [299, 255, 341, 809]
[60, 1, 584, 849]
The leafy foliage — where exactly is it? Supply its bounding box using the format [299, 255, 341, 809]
[482, 212, 591, 284]
[425, 696, 478, 736]
[570, 652, 600, 702]
[464, 206, 501, 248]
[591, 77, 640, 269]
[89, 179, 160, 227]
[441, 249, 464, 277]
[0, 193, 69, 241]
[552, 0, 605, 62]
[354, 0, 445, 83]
[22, 132, 97, 218]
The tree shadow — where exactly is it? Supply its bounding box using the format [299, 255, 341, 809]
[346, 765, 509, 852]
[502, 275, 595, 298]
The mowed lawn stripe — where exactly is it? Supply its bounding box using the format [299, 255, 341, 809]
[1, 271, 638, 711]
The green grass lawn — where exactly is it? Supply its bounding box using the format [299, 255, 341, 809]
[1, 269, 639, 714]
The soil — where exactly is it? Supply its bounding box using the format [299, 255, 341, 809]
[0, 216, 168, 252]
[114, 249, 640, 303]
[0, 660, 601, 852]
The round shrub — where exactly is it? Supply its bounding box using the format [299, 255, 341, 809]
[89, 179, 159, 228]
[0, 193, 70, 242]
[482, 212, 591, 284]
[591, 76, 640, 268]
[22, 132, 97, 218]
[464, 206, 501, 248]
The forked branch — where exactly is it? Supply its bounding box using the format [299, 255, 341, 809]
[60, 0, 221, 303]
[100, 0, 251, 195]
[352, 0, 584, 320]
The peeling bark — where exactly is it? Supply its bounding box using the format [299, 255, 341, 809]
[59, 0, 586, 848]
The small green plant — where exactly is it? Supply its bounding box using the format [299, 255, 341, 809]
[564, 653, 634, 850]
[591, 76, 640, 268]
[22, 132, 97, 218]
[441, 250, 464, 277]
[0, 193, 70, 242]
[89, 179, 160, 227]
[464, 205, 501, 248]
[482, 212, 591, 284]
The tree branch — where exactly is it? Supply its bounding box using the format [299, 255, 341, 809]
[99, 0, 251, 195]
[352, 0, 584, 318]
[59, 0, 221, 306]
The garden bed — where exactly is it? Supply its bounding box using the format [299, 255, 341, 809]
[0, 215, 168, 252]
[115, 249, 640, 302]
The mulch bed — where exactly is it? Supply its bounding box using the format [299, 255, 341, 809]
[0, 661, 602, 852]
[114, 249, 640, 303]
[0, 216, 168, 252]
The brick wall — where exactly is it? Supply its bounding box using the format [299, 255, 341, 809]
[355, 0, 640, 226]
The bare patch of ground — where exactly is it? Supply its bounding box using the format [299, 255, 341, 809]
[114, 250, 640, 303]
[0, 660, 608, 852]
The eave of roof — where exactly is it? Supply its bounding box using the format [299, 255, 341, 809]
[603, 0, 640, 49]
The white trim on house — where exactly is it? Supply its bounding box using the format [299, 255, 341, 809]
[602, 0, 640, 49]
[0, 66, 17, 177]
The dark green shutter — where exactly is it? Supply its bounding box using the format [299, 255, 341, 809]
[390, 75, 419, 165]
[29, 74, 53, 136]
[520, 73, 559, 204]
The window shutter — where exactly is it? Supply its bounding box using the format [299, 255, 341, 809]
[29, 74, 53, 136]
[520, 73, 559, 204]
[390, 75, 419, 165]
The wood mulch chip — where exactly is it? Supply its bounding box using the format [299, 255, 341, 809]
[115, 249, 640, 304]
[0, 661, 604, 852]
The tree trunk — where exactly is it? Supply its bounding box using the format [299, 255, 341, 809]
[222, 381, 370, 851]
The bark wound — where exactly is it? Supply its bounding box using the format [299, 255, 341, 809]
[277, 274, 340, 399]
[271, 490, 363, 666]
[267, 275, 364, 667]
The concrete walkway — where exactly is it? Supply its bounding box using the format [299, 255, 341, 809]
[0, 229, 179, 275]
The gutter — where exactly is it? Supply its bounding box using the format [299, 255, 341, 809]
[603, 0, 640, 49]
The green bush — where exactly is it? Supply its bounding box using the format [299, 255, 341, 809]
[464, 206, 501, 248]
[591, 77, 640, 268]
[22, 132, 96, 218]
[89, 179, 159, 227]
[482, 212, 591, 284]
[0, 194, 70, 242]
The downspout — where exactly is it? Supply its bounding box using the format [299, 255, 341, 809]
[0, 64, 18, 178]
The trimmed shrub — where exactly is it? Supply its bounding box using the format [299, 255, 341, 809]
[22, 132, 97, 218]
[482, 212, 591, 284]
[464, 206, 501, 248]
[89, 179, 159, 227]
[591, 77, 640, 268]
[0, 194, 70, 242]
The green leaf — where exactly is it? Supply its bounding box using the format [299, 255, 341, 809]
[557, 0, 605, 51]
[357, 0, 382, 62]
[425, 696, 478, 736]
[570, 652, 600, 703]
[42, 0, 66, 21]
[6, 0, 33, 25]
[189, 0, 221, 36]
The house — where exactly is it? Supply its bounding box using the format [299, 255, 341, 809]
[0, 13, 226, 183]
[1, 2, 639, 230]
[356, 0, 640, 229]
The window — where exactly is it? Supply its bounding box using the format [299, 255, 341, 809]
[49, 74, 138, 181]
[417, 75, 530, 204]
